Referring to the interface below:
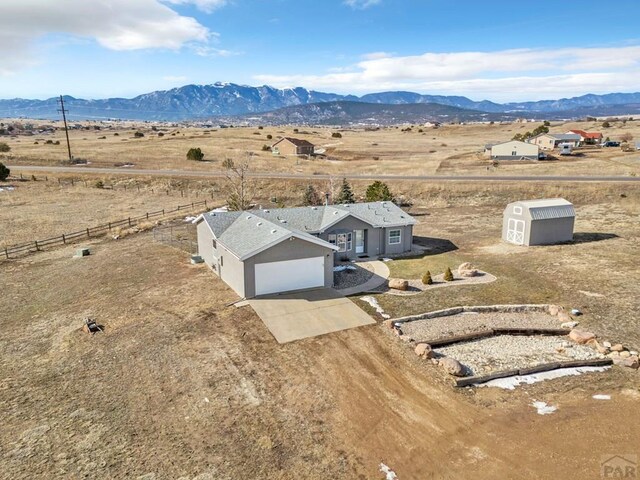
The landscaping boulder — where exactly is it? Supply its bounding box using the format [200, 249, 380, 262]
[388, 278, 408, 291]
[561, 321, 579, 329]
[569, 329, 596, 345]
[621, 356, 640, 369]
[383, 319, 395, 330]
[548, 305, 564, 316]
[414, 343, 434, 359]
[439, 357, 465, 377]
[610, 344, 625, 352]
[558, 311, 573, 323]
[619, 351, 631, 359]
[457, 262, 478, 278]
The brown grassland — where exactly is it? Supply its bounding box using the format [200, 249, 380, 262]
[2, 118, 640, 177]
[1, 121, 640, 479]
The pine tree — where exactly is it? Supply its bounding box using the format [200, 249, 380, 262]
[334, 178, 355, 204]
[365, 180, 394, 202]
[444, 267, 454, 282]
[302, 184, 321, 206]
[422, 271, 433, 285]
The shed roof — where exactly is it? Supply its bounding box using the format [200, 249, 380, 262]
[548, 133, 581, 141]
[510, 198, 575, 220]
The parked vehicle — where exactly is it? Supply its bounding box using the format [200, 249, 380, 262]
[558, 143, 572, 155]
[602, 141, 620, 147]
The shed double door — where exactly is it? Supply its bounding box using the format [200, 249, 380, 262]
[506, 218, 525, 245]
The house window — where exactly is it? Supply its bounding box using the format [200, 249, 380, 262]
[513, 206, 523, 215]
[328, 234, 337, 245]
[389, 229, 401, 245]
[336, 233, 352, 252]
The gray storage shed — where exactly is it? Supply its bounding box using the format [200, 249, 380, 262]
[502, 198, 575, 246]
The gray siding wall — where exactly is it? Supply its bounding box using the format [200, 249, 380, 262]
[319, 217, 413, 259]
[320, 216, 381, 260]
[243, 238, 334, 298]
[197, 221, 217, 268]
[383, 225, 413, 255]
[527, 217, 574, 245]
[217, 244, 246, 298]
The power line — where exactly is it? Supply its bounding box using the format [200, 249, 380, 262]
[57, 95, 72, 162]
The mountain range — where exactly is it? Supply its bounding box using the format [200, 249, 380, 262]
[1, 82, 639, 123]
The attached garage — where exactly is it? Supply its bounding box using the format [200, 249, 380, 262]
[502, 198, 575, 246]
[254, 257, 325, 296]
[196, 210, 337, 298]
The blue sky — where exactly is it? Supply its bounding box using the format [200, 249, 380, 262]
[1, 0, 640, 102]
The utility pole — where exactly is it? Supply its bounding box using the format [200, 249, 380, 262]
[57, 95, 72, 162]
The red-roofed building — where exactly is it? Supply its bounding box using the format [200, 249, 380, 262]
[566, 129, 603, 145]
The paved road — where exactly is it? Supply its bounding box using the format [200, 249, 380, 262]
[8, 164, 640, 183]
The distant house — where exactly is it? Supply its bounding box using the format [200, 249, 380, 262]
[271, 137, 315, 156]
[196, 202, 416, 298]
[489, 140, 540, 160]
[566, 129, 603, 145]
[502, 198, 575, 246]
[529, 133, 581, 150]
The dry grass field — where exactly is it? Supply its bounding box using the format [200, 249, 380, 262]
[1, 180, 639, 479]
[2, 118, 640, 177]
[2, 119, 640, 479]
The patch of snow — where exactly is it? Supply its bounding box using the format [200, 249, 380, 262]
[0, 186, 15, 192]
[379, 463, 397, 480]
[593, 394, 611, 400]
[333, 265, 356, 272]
[381, 258, 392, 262]
[361, 296, 390, 319]
[476, 366, 611, 390]
[531, 401, 557, 415]
[578, 290, 604, 298]
[184, 216, 199, 224]
[211, 206, 228, 212]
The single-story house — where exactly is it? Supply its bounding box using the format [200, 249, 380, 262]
[529, 133, 581, 150]
[271, 137, 315, 156]
[489, 140, 540, 160]
[502, 198, 575, 246]
[196, 202, 416, 298]
[566, 129, 603, 145]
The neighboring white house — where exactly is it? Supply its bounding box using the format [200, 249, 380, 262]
[489, 140, 540, 160]
[502, 198, 575, 246]
[529, 133, 581, 150]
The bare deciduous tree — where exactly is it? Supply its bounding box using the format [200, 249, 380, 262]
[222, 155, 254, 211]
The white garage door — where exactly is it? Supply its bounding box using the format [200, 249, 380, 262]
[254, 257, 325, 296]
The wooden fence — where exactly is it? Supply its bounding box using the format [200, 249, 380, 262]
[2, 200, 210, 260]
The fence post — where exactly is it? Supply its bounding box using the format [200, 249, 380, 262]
[128, 217, 132, 227]
[87, 228, 90, 238]
[62, 234, 66, 244]
[162, 209, 165, 216]
[108, 222, 111, 230]
[205, 200, 208, 209]
[191, 202, 194, 208]
[181, 190, 184, 198]
[34, 240, 39, 251]
[71, 179, 74, 186]
[146, 212, 149, 220]
[4, 247, 8, 259]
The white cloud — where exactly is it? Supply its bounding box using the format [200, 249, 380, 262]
[344, 0, 381, 9]
[254, 45, 640, 101]
[164, 0, 228, 13]
[0, 0, 218, 76]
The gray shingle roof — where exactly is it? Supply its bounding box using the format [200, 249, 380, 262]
[198, 201, 416, 259]
[548, 133, 581, 141]
[512, 198, 575, 220]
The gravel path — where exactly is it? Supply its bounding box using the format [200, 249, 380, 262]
[435, 335, 601, 376]
[333, 262, 374, 290]
[400, 311, 563, 341]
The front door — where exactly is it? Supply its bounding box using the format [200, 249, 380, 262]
[506, 218, 525, 245]
[355, 230, 365, 254]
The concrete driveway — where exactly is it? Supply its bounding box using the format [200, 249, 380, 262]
[249, 288, 375, 343]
